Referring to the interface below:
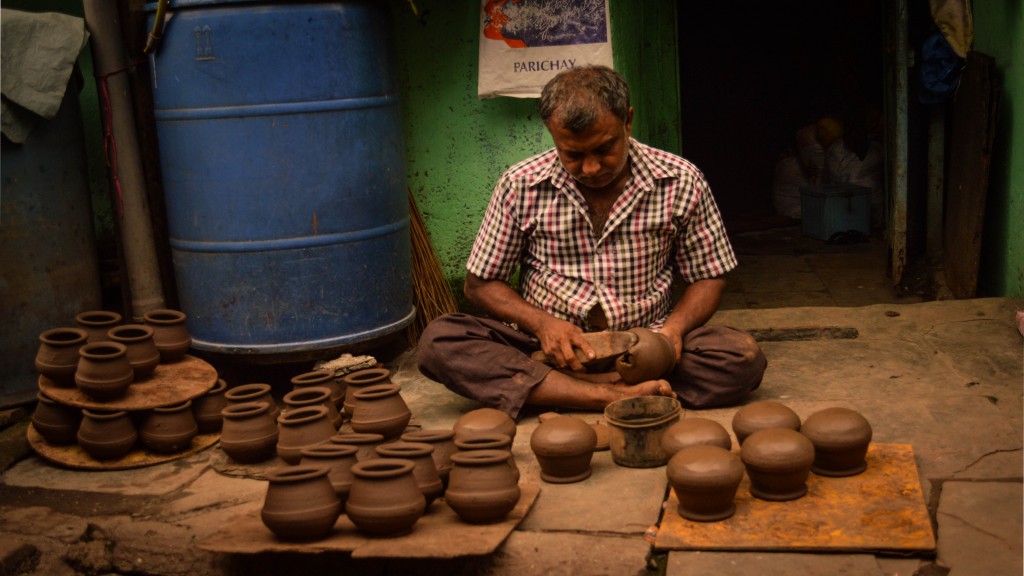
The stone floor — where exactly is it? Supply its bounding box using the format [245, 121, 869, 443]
[0, 228, 1021, 576]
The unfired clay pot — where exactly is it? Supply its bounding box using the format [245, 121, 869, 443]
[191, 378, 228, 434]
[276, 405, 336, 465]
[445, 449, 521, 524]
[283, 386, 342, 429]
[401, 429, 457, 485]
[261, 465, 342, 541]
[800, 407, 873, 477]
[375, 441, 444, 508]
[740, 427, 815, 501]
[346, 458, 426, 536]
[291, 369, 344, 411]
[31, 392, 81, 445]
[341, 367, 391, 415]
[299, 443, 359, 509]
[530, 415, 597, 484]
[731, 400, 801, 444]
[75, 342, 134, 401]
[140, 400, 198, 454]
[225, 383, 280, 423]
[615, 327, 676, 384]
[142, 309, 192, 362]
[219, 401, 279, 463]
[35, 327, 89, 386]
[660, 418, 733, 459]
[108, 324, 161, 380]
[74, 310, 122, 343]
[454, 432, 519, 482]
[453, 407, 517, 441]
[330, 432, 387, 462]
[667, 445, 745, 521]
[350, 383, 411, 440]
[77, 409, 137, 460]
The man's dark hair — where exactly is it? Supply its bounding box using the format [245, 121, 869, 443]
[539, 65, 631, 132]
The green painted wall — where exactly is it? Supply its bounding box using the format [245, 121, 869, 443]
[388, 0, 680, 296]
[974, 2, 1024, 297]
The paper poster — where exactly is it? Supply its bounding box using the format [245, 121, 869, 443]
[478, 0, 614, 99]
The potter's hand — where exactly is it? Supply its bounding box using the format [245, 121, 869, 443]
[535, 316, 595, 372]
[657, 327, 686, 364]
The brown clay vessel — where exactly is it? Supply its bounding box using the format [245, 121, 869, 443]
[800, 407, 873, 477]
[35, 327, 89, 386]
[142, 309, 191, 362]
[530, 415, 597, 483]
[375, 442, 444, 508]
[291, 369, 344, 411]
[108, 324, 161, 380]
[31, 392, 81, 445]
[615, 327, 676, 384]
[225, 383, 280, 422]
[299, 443, 359, 509]
[731, 400, 801, 444]
[341, 367, 391, 415]
[77, 409, 137, 460]
[740, 427, 815, 501]
[445, 449, 521, 524]
[219, 401, 279, 463]
[191, 378, 228, 434]
[661, 418, 733, 459]
[284, 386, 342, 429]
[330, 432, 387, 462]
[276, 405, 335, 465]
[350, 383, 411, 440]
[140, 400, 198, 453]
[401, 429, 457, 485]
[453, 407, 517, 441]
[346, 458, 426, 536]
[261, 465, 342, 541]
[454, 432, 519, 482]
[667, 445, 745, 521]
[74, 310, 122, 342]
[75, 342, 134, 401]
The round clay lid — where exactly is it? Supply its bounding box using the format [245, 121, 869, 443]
[661, 418, 733, 457]
[731, 401, 801, 443]
[530, 415, 597, 457]
[667, 445, 744, 489]
[800, 407, 872, 451]
[454, 407, 517, 440]
[740, 427, 815, 472]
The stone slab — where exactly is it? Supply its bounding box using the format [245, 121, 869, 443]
[481, 531, 652, 576]
[936, 480, 1023, 576]
[667, 551, 884, 576]
[3, 450, 210, 496]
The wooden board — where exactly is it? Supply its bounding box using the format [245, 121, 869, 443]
[27, 424, 220, 470]
[198, 482, 540, 559]
[38, 354, 218, 410]
[655, 443, 935, 553]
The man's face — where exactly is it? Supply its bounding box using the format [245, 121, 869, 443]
[547, 106, 634, 193]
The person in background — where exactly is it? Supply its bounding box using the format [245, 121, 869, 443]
[418, 65, 766, 419]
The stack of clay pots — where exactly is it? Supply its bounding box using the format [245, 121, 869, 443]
[664, 400, 873, 522]
[29, 308, 214, 462]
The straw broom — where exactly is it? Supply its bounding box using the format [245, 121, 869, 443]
[406, 190, 459, 346]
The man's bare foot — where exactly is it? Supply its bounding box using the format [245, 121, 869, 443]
[619, 379, 676, 400]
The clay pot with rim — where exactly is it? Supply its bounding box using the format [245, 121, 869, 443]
[142, 309, 191, 362]
[731, 400, 801, 445]
[454, 432, 519, 482]
[341, 367, 391, 415]
[283, 386, 342, 429]
[615, 327, 677, 384]
[349, 383, 411, 440]
[35, 327, 89, 387]
[261, 465, 342, 541]
[220, 401, 279, 463]
[445, 449, 521, 524]
[192, 378, 228, 434]
[800, 407, 873, 477]
[346, 458, 426, 536]
[375, 442, 444, 508]
[291, 369, 343, 411]
[75, 342, 134, 401]
[140, 400, 198, 454]
[453, 407, 517, 441]
[401, 429, 457, 485]
[77, 409, 137, 460]
[667, 445, 745, 522]
[108, 324, 161, 380]
[277, 405, 336, 465]
[530, 415, 597, 484]
[31, 392, 82, 445]
[740, 427, 815, 501]
[74, 310, 122, 343]
[299, 443, 359, 509]
[330, 432, 386, 462]
[225, 383, 280, 422]
[661, 418, 733, 459]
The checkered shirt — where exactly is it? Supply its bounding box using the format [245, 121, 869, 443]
[466, 138, 737, 331]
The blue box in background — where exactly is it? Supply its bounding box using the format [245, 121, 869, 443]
[800, 184, 872, 241]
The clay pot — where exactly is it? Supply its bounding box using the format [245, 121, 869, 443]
[225, 383, 280, 423]
[740, 427, 815, 501]
[220, 401, 279, 463]
[800, 407, 873, 477]
[142, 309, 191, 362]
[375, 442, 445, 508]
[277, 405, 336, 465]
[330, 432, 387, 462]
[401, 429, 457, 485]
[261, 465, 342, 541]
[299, 443, 359, 509]
[530, 415, 597, 484]
[445, 449, 521, 524]
[453, 407, 517, 442]
[108, 324, 161, 380]
[660, 418, 733, 459]
[349, 384, 411, 440]
[31, 392, 81, 445]
[346, 458, 426, 536]
[284, 386, 342, 429]
[74, 310, 122, 343]
[604, 395, 682, 468]
[341, 367, 391, 415]
[77, 409, 137, 460]
[731, 400, 801, 445]
[291, 369, 344, 411]
[454, 432, 519, 482]
[139, 400, 198, 454]
[615, 327, 676, 384]
[192, 378, 228, 434]
[35, 327, 89, 387]
[75, 342, 134, 401]
[667, 445, 745, 522]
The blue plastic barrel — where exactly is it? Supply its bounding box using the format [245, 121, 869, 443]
[146, 0, 413, 355]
